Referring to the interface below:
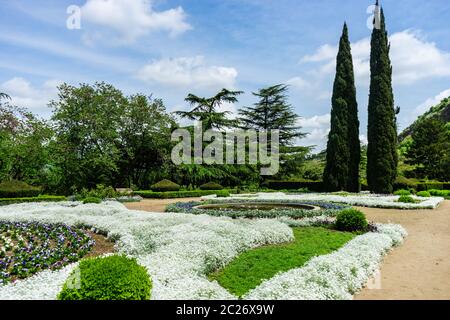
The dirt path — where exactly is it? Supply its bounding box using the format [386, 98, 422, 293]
[355, 200, 450, 300]
[125, 198, 450, 300]
[124, 198, 202, 213]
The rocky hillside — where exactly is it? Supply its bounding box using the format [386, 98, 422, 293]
[399, 96, 450, 142]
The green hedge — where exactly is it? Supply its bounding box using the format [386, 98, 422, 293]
[417, 182, 445, 191]
[58, 255, 152, 300]
[265, 180, 323, 192]
[0, 180, 42, 198]
[134, 190, 230, 199]
[199, 182, 224, 190]
[150, 179, 181, 192]
[0, 196, 67, 206]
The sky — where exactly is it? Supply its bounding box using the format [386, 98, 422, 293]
[0, 0, 449, 152]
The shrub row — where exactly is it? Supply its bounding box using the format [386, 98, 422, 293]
[265, 180, 323, 192]
[394, 177, 450, 192]
[0, 196, 67, 206]
[133, 190, 230, 199]
[0, 180, 41, 198]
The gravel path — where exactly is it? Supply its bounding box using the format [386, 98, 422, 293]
[355, 200, 450, 300]
[125, 198, 450, 300]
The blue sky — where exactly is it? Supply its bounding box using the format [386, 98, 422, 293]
[1, 0, 449, 151]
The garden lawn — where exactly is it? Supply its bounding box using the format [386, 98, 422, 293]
[209, 227, 356, 297]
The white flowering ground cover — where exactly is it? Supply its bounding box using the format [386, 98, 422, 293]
[0, 201, 407, 300]
[204, 192, 444, 209]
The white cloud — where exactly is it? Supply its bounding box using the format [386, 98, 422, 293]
[81, 0, 192, 42]
[301, 30, 450, 86]
[286, 76, 311, 90]
[300, 44, 336, 63]
[297, 114, 331, 151]
[137, 56, 238, 89]
[0, 77, 61, 116]
[409, 88, 450, 123]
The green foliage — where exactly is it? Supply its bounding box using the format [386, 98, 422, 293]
[266, 180, 323, 192]
[416, 191, 431, 198]
[0, 104, 53, 187]
[78, 184, 119, 199]
[82, 197, 102, 204]
[0, 180, 41, 198]
[393, 176, 418, 191]
[50, 82, 176, 193]
[238, 84, 306, 178]
[209, 227, 355, 297]
[399, 96, 449, 142]
[367, 9, 398, 194]
[150, 179, 181, 192]
[199, 182, 224, 190]
[0, 195, 66, 206]
[134, 190, 230, 199]
[335, 209, 368, 232]
[394, 189, 412, 196]
[324, 23, 360, 192]
[429, 189, 450, 199]
[58, 255, 151, 300]
[397, 195, 417, 203]
[405, 117, 449, 181]
[300, 159, 324, 181]
[176, 89, 243, 130]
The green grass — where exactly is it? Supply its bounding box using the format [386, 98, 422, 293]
[209, 227, 356, 297]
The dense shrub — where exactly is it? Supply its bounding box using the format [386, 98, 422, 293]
[58, 255, 152, 300]
[0, 196, 66, 206]
[393, 177, 418, 192]
[0, 180, 41, 198]
[150, 179, 181, 192]
[397, 195, 417, 203]
[335, 209, 368, 232]
[199, 182, 224, 190]
[266, 180, 323, 192]
[83, 197, 102, 204]
[394, 189, 411, 196]
[78, 184, 119, 200]
[134, 190, 230, 199]
[416, 191, 431, 198]
[429, 189, 450, 198]
[417, 182, 444, 191]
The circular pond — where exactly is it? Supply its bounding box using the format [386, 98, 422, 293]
[194, 202, 321, 211]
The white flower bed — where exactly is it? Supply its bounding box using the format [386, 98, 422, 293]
[205, 192, 444, 209]
[0, 201, 292, 300]
[245, 224, 407, 300]
[0, 201, 407, 300]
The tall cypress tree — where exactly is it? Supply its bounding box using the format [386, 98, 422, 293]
[323, 23, 360, 192]
[367, 2, 398, 194]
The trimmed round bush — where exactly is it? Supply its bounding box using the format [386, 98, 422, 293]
[397, 195, 417, 203]
[199, 182, 224, 190]
[0, 180, 41, 198]
[335, 209, 368, 232]
[394, 189, 411, 196]
[151, 179, 180, 192]
[58, 255, 152, 300]
[83, 197, 102, 204]
[416, 191, 431, 198]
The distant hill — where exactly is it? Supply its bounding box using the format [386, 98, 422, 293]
[399, 96, 450, 142]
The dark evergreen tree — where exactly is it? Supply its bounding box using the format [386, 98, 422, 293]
[239, 84, 305, 146]
[175, 89, 243, 130]
[367, 2, 398, 194]
[239, 84, 307, 178]
[323, 23, 360, 192]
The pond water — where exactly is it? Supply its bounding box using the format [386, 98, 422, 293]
[194, 203, 320, 211]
